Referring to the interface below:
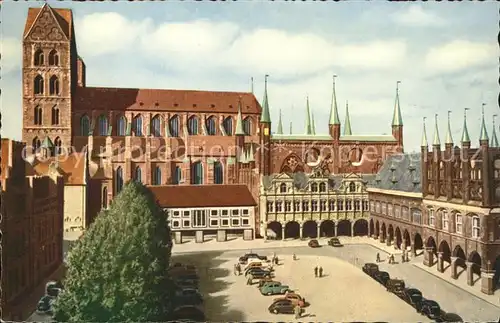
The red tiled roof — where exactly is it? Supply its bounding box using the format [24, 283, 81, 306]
[73, 87, 262, 114]
[24, 5, 72, 39]
[149, 184, 257, 208]
[31, 153, 86, 185]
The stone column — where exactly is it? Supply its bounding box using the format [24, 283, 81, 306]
[334, 223, 338, 237]
[450, 257, 458, 279]
[367, 223, 371, 237]
[466, 261, 474, 286]
[386, 236, 391, 246]
[351, 223, 355, 237]
[410, 244, 416, 258]
[316, 224, 321, 238]
[437, 252, 444, 273]
[379, 233, 385, 243]
[281, 227, 285, 240]
[299, 224, 303, 239]
[216, 229, 227, 242]
[423, 247, 434, 267]
[174, 231, 183, 244]
[195, 230, 204, 243]
[480, 270, 495, 295]
[401, 241, 407, 251]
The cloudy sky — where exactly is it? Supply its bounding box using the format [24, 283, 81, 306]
[2, 1, 498, 151]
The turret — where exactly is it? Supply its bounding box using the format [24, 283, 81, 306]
[343, 101, 352, 136]
[305, 96, 312, 135]
[461, 108, 471, 149]
[460, 108, 471, 202]
[235, 97, 245, 147]
[491, 114, 499, 147]
[259, 74, 272, 176]
[479, 103, 489, 148]
[479, 103, 492, 206]
[432, 114, 441, 199]
[391, 81, 404, 148]
[420, 117, 429, 197]
[444, 110, 453, 200]
[444, 110, 453, 151]
[328, 75, 341, 140]
[276, 109, 283, 135]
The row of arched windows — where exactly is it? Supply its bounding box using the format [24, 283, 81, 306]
[79, 114, 253, 137]
[33, 106, 59, 126]
[34, 75, 60, 95]
[34, 49, 60, 66]
[113, 162, 224, 194]
[31, 136, 62, 154]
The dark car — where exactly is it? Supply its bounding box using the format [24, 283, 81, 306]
[327, 237, 343, 247]
[171, 305, 205, 322]
[174, 279, 198, 290]
[239, 253, 268, 263]
[172, 271, 199, 281]
[419, 299, 442, 321]
[36, 295, 55, 315]
[386, 279, 405, 296]
[308, 239, 320, 248]
[268, 299, 295, 314]
[374, 271, 390, 286]
[245, 267, 272, 279]
[362, 263, 379, 277]
[175, 288, 203, 306]
[401, 288, 423, 309]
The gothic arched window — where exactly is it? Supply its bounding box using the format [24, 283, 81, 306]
[32, 137, 41, 153]
[188, 115, 198, 135]
[115, 167, 124, 194]
[34, 49, 44, 66]
[135, 166, 142, 183]
[173, 166, 181, 184]
[133, 115, 143, 136]
[34, 106, 43, 125]
[51, 106, 59, 125]
[102, 187, 108, 209]
[151, 115, 161, 137]
[243, 117, 251, 135]
[49, 75, 59, 95]
[54, 137, 62, 155]
[206, 116, 216, 135]
[169, 115, 179, 137]
[223, 117, 233, 135]
[214, 161, 223, 184]
[349, 182, 356, 193]
[98, 115, 108, 136]
[117, 116, 126, 136]
[48, 50, 59, 66]
[34, 75, 44, 95]
[153, 166, 162, 185]
[191, 161, 203, 184]
[80, 115, 90, 136]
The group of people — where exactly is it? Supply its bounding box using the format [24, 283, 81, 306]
[313, 266, 324, 278]
[376, 251, 410, 264]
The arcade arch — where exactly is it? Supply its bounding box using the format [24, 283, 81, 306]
[320, 220, 335, 237]
[353, 219, 368, 236]
[267, 221, 282, 240]
[337, 220, 351, 236]
[284, 221, 300, 239]
[302, 220, 318, 238]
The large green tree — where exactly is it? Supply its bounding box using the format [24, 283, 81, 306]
[53, 181, 173, 322]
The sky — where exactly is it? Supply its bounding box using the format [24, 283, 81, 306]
[1, 1, 498, 152]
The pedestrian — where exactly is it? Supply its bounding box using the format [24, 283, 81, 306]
[236, 263, 241, 275]
[376, 252, 380, 263]
[318, 266, 323, 278]
[233, 264, 237, 275]
[294, 304, 301, 319]
[275, 256, 279, 265]
[314, 266, 318, 278]
[293, 253, 297, 261]
[401, 253, 405, 263]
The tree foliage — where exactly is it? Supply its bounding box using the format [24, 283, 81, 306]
[53, 181, 173, 322]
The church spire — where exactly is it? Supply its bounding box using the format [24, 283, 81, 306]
[329, 75, 341, 125]
[445, 110, 453, 145]
[421, 117, 428, 147]
[479, 103, 489, 142]
[234, 97, 245, 136]
[276, 109, 283, 135]
[343, 100, 352, 135]
[491, 114, 499, 147]
[311, 111, 316, 135]
[433, 114, 441, 146]
[305, 96, 312, 135]
[391, 81, 403, 127]
[260, 74, 271, 123]
[461, 108, 470, 144]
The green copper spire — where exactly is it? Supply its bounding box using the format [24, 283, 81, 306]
[311, 111, 316, 135]
[491, 114, 499, 147]
[461, 108, 470, 143]
[235, 97, 245, 135]
[445, 110, 453, 144]
[239, 147, 247, 163]
[305, 96, 312, 134]
[343, 100, 352, 135]
[392, 81, 403, 127]
[433, 114, 441, 146]
[276, 109, 283, 135]
[289, 121, 292, 134]
[329, 75, 341, 125]
[479, 103, 489, 142]
[260, 74, 271, 123]
[247, 143, 255, 162]
[41, 136, 54, 148]
[421, 117, 428, 147]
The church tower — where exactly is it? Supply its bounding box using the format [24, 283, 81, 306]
[22, 4, 83, 155]
[391, 81, 404, 150]
[259, 75, 272, 176]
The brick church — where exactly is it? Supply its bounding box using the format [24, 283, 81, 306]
[22, 4, 404, 236]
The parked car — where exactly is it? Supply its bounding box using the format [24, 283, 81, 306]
[36, 295, 55, 315]
[268, 299, 295, 314]
[419, 299, 443, 321]
[386, 279, 405, 296]
[244, 261, 270, 271]
[174, 288, 203, 306]
[174, 279, 198, 290]
[260, 282, 290, 295]
[171, 271, 199, 281]
[401, 288, 423, 309]
[273, 292, 306, 307]
[327, 237, 343, 247]
[362, 263, 379, 277]
[258, 277, 277, 288]
[308, 239, 320, 248]
[46, 281, 63, 298]
[245, 267, 272, 279]
[171, 305, 205, 322]
[374, 271, 390, 286]
[239, 253, 267, 263]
